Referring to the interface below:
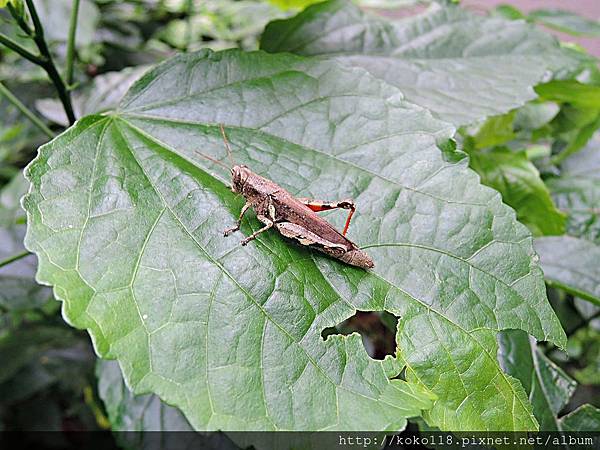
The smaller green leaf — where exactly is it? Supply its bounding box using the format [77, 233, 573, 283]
[534, 236, 600, 305]
[547, 177, 600, 244]
[35, 66, 149, 126]
[561, 134, 600, 179]
[356, 0, 425, 8]
[559, 405, 600, 431]
[0, 325, 75, 384]
[97, 360, 193, 431]
[514, 102, 560, 131]
[529, 9, 600, 37]
[0, 173, 50, 312]
[498, 330, 576, 431]
[472, 112, 516, 149]
[0, 361, 55, 405]
[0, 0, 19, 8]
[469, 148, 566, 236]
[535, 81, 600, 109]
[555, 113, 600, 165]
[267, 0, 323, 10]
[494, 4, 526, 21]
[33, 0, 100, 47]
[568, 327, 600, 386]
[547, 137, 600, 243]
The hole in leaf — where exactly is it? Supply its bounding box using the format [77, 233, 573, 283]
[321, 311, 398, 360]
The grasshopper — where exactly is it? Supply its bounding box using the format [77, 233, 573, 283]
[198, 126, 374, 270]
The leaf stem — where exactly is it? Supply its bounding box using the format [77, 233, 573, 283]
[0, 250, 31, 269]
[24, 0, 76, 125]
[0, 81, 55, 138]
[0, 32, 44, 65]
[65, 0, 81, 86]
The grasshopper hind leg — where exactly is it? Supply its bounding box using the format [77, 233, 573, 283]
[296, 197, 356, 236]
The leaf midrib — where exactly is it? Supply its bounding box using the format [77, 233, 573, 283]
[121, 113, 484, 208]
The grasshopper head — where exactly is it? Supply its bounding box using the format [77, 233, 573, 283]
[231, 165, 250, 194]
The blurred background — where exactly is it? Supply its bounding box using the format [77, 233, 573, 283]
[464, 0, 600, 56]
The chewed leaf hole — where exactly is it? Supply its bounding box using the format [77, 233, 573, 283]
[321, 311, 398, 360]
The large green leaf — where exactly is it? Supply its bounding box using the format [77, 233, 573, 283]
[534, 236, 600, 306]
[24, 49, 565, 431]
[498, 330, 576, 431]
[261, 0, 574, 126]
[468, 147, 565, 236]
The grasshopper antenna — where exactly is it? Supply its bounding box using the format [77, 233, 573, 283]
[220, 124, 235, 168]
[194, 149, 231, 171]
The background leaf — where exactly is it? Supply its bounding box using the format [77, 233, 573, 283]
[529, 9, 600, 37]
[534, 236, 600, 306]
[33, 0, 100, 47]
[498, 330, 576, 431]
[514, 102, 560, 132]
[261, 0, 576, 126]
[559, 404, 600, 431]
[35, 66, 149, 127]
[535, 81, 600, 109]
[0, 173, 50, 312]
[471, 112, 516, 150]
[468, 147, 565, 236]
[547, 136, 600, 243]
[97, 359, 192, 431]
[567, 326, 600, 387]
[23, 49, 565, 431]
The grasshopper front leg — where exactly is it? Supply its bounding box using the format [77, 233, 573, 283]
[239, 202, 277, 246]
[224, 202, 251, 237]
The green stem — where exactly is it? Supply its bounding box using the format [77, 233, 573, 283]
[24, 0, 76, 125]
[65, 0, 81, 86]
[7, 3, 33, 36]
[0, 32, 44, 65]
[0, 250, 31, 269]
[0, 81, 54, 138]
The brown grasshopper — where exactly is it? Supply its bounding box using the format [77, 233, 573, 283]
[198, 126, 374, 269]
